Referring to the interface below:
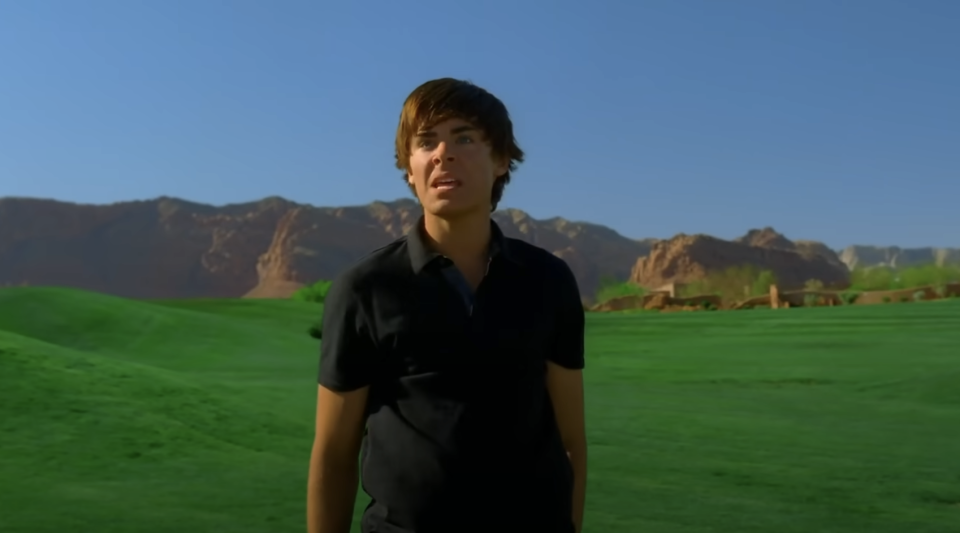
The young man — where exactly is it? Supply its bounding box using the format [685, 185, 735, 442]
[307, 78, 587, 533]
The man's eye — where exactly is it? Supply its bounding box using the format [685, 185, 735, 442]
[456, 135, 474, 144]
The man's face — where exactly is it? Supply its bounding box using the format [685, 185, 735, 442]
[407, 118, 508, 218]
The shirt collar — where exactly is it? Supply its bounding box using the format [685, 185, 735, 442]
[406, 215, 520, 273]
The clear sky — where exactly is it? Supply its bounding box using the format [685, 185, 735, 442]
[1, 0, 957, 249]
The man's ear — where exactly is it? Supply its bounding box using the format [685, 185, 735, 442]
[494, 156, 509, 178]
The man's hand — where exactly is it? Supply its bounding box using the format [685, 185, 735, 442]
[306, 384, 369, 533]
[546, 361, 587, 533]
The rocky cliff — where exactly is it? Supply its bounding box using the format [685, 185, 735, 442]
[735, 226, 848, 270]
[0, 196, 652, 301]
[630, 228, 850, 290]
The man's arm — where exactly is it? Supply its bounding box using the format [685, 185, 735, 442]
[546, 259, 588, 533]
[546, 362, 587, 533]
[306, 275, 378, 533]
[307, 385, 369, 533]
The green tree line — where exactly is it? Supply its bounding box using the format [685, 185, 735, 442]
[849, 264, 960, 291]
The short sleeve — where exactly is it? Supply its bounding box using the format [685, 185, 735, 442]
[548, 259, 585, 370]
[317, 275, 379, 391]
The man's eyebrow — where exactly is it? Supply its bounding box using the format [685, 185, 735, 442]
[414, 125, 477, 137]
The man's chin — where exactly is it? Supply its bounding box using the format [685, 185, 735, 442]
[422, 199, 485, 219]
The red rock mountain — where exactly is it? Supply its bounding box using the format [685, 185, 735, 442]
[735, 226, 848, 270]
[630, 227, 850, 290]
[0, 196, 653, 301]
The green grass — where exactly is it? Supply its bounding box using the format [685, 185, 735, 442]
[594, 279, 647, 304]
[1, 287, 959, 532]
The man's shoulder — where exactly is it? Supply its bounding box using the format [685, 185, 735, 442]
[328, 236, 411, 299]
[503, 237, 582, 304]
[504, 237, 576, 278]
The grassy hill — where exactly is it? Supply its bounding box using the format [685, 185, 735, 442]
[1, 287, 959, 532]
[0, 288, 324, 532]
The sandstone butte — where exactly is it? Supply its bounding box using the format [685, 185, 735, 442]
[629, 227, 850, 291]
[4, 197, 950, 302]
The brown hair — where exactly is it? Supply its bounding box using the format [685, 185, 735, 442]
[395, 78, 525, 211]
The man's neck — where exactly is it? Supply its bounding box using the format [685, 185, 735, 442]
[422, 211, 491, 265]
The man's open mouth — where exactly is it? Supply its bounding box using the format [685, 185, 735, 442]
[432, 178, 461, 190]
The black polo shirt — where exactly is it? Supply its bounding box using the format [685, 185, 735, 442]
[318, 216, 585, 533]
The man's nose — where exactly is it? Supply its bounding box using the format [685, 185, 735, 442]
[432, 142, 455, 164]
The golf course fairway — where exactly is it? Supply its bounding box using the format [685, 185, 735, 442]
[1, 286, 958, 532]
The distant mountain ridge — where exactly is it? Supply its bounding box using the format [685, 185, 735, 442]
[0, 196, 651, 301]
[1, 196, 956, 301]
[837, 245, 960, 270]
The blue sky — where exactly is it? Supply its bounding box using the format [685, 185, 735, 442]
[1, 0, 957, 249]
